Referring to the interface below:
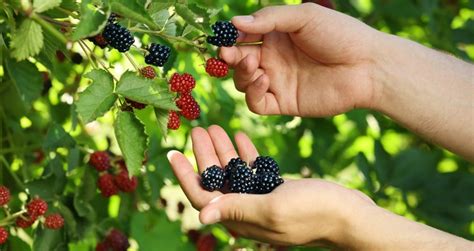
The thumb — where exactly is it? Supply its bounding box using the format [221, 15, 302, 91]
[231, 3, 322, 34]
[199, 194, 267, 225]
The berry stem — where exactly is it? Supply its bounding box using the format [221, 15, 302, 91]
[129, 28, 206, 50]
[124, 52, 140, 72]
[39, 14, 73, 27]
[236, 41, 264, 46]
[0, 209, 27, 227]
[78, 41, 99, 69]
[30, 13, 68, 45]
[79, 40, 119, 82]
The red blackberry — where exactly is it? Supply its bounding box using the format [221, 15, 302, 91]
[167, 111, 180, 130]
[44, 214, 64, 229]
[0, 227, 8, 244]
[201, 165, 225, 191]
[140, 66, 156, 79]
[229, 164, 254, 194]
[95, 241, 109, 251]
[125, 98, 146, 110]
[145, 43, 171, 67]
[15, 214, 37, 228]
[105, 229, 130, 251]
[205, 58, 229, 78]
[102, 23, 135, 52]
[98, 173, 119, 197]
[89, 34, 108, 48]
[89, 151, 111, 171]
[56, 50, 66, 62]
[254, 172, 284, 194]
[196, 234, 217, 251]
[26, 198, 48, 217]
[0, 186, 10, 206]
[169, 73, 196, 93]
[207, 21, 239, 47]
[253, 156, 280, 175]
[187, 229, 202, 243]
[176, 94, 200, 120]
[114, 170, 138, 193]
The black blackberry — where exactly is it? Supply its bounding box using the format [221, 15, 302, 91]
[207, 21, 239, 47]
[254, 172, 284, 194]
[224, 157, 247, 180]
[102, 23, 134, 52]
[253, 156, 280, 175]
[145, 43, 171, 67]
[71, 52, 83, 64]
[229, 165, 254, 193]
[108, 13, 119, 23]
[201, 165, 225, 191]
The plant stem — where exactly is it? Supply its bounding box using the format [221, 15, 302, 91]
[79, 40, 119, 82]
[30, 13, 68, 44]
[125, 52, 140, 72]
[0, 145, 42, 154]
[39, 15, 73, 27]
[0, 209, 27, 227]
[78, 41, 98, 69]
[0, 156, 26, 191]
[56, 7, 79, 19]
[236, 41, 264, 46]
[129, 28, 206, 50]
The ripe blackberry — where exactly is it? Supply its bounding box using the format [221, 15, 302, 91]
[254, 172, 284, 194]
[145, 43, 171, 67]
[176, 93, 200, 120]
[229, 165, 255, 193]
[0, 186, 10, 206]
[89, 151, 111, 171]
[108, 13, 119, 23]
[125, 98, 146, 110]
[206, 58, 229, 78]
[15, 214, 37, 228]
[207, 21, 239, 47]
[44, 214, 64, 229]
[167, 111, 180, 130]
[224, 157, 247, 180]
[105, 229, 130, 251]
[201, 165, 225, 191]
[26, 198, 48, 217]
[0, 227, 8, 244]
[114, 170, 138, 193]
[169, 73, 196, 93]
[98, 173, 119, 197]
[71, 52, 83, 64]
[253, 156, 280, 175]
[102, 23, 135, 52]
[89, 34, 108, 48]
[140, 66, 156, 79]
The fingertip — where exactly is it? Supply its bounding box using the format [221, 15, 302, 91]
[219, 47, 240, 66]
[166, 150, 181, 162]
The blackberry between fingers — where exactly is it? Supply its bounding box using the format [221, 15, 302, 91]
[254, 172, 284, 194]
[253, 156, 280, 175]
[201, 165, 225, 191]
[102, 23, 135, 52]
[229, 165, 255, 193]
[145, 43, 171, 67]
[207, 21, 239, 47]
[224, 157, 248, 180]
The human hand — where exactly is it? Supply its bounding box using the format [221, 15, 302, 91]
[167, 125, 376, 247]
[220, 3, 381, 117]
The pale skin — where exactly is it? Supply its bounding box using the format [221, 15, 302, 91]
[167, 3, 474, 251]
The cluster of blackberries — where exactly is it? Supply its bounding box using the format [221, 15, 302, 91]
[201, 156, 284, 194]
[167, 73, 201, 130]
[89, 152, 138, 197]
[145, 43, 171, 67]
[207, 21, 239, 47]
[102, 19, 135, 52]
[96, 229, 130, 251]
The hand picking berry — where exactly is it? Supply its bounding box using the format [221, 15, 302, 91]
[89, 151, 111, 171]
[169, 73, 196, 93]
[0, 186, 10, 206]
[44, 214, 65, 229]
[145, 43, 171, 67]
[102, 23, 135, 52]
[207, 21, 239, 47]
[167, 111, 181, 130]
[201, 165, 225, 191]
[206, 58, 229, 78]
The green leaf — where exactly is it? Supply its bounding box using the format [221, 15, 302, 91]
[33, 228, 64, 251]
[152, 9, 169, 29]
[114, 111, 148, 176]
[11, 19, 44, 61]
[175, 3, 210, 33]
[110, 0, 158, 30]
[57, 202, 78, 239]
[67, 147, 81, 172]
[355, 152, 375, 193]
[154, 108, 169, 138]
[76, 69, 117, 123]
[72, 0, 109, 40]
[116, 71, 177, 110]
[43, 124, 76, 152]
[33, 0, 62, 13]
[4, 57, 42, 109]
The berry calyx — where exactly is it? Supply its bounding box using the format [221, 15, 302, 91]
[114, 170, 138, 193]
[140, 66, 156, 79]
[205, 58, 229, 78]
[167, 111, 180, 130]
[102, 23, 135, 52]
[125, 98, 146, 110]
[44, 214, 64, 229]
[176, 93, 200, 121]
[253, 156, 280, 175]
[201, 165, 225, 191]
[0, 186, 11, 206]
[254, 172, 284, 194]
[98, 173, 119, 197]
[169, 73, 196, 93]
[15, 214, 37, 228]
[26, 198, 48, 217]
[0, 227, 8, 245]
[207, 21, 239, 47]
[105, 229, 130, 251]
[145, 43, 171, 67]
[89, 151, 111, 172]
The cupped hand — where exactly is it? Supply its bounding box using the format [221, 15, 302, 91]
[167, 125, 376, 247]
[220, 3, 381, 117]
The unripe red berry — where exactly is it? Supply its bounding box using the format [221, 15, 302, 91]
[0, 227, 8, 244]
[89, 151, 111, 172]
[205, 58, 229, 78]
[105, 229, 130, 251]
[140, 66, 156, 79]
[169, 73, 196, 93]
[196, 234, 217, 251]
[176, 93, 200, 121]
[15, 214, 37, 228]
[167, 111, 180, 130]
[26, 198, 48, 217]
[0, 186, 11, 206]
[44, 214, 64, 229]
[98, 174, 119, 197]
[114, 170, 138, 193]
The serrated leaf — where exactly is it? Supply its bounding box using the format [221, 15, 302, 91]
[76, 69, 117, 123]
[154, 108, 169, 138]
[152, 9, 169, 29]
[175, 3, 207, 32]
[33, 228, 64, 251]
[34, 0, 62, 13]
[115, 111, 148, 176]
[4, 57, 42, 109]
[72, 0, 109, 40]
[116, 71, 178, 110]
[11, 19, 44, 61]
[110, 0, 158, 30]
[43, 124, 76, 152]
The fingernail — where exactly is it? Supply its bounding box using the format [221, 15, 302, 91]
[202, 210, 221, 224]
[233, 15, 254, 23]
[166, 150, 177, 162]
